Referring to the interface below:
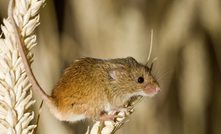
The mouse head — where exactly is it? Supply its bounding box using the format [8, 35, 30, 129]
[108, 57, 160, 98]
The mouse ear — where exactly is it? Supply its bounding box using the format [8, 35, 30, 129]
[108, 68, 127, 80]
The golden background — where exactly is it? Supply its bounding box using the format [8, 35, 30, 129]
[1, 0, 221, 134]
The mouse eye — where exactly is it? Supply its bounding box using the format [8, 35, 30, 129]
[137, 77, 144, 83]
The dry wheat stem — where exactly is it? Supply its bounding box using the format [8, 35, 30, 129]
[87, 96, 143, 134]
[0, 0, 45, 133]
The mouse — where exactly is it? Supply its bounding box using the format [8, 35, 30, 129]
[50, 57, 160, 122]
[8, 0, 160, 123]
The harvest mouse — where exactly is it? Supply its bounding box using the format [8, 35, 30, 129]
[8, 0, 160, 123]
[50, 57, 160, 122]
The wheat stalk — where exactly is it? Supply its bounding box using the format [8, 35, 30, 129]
[0, 0, 45, 133]
[86, 96, 143, 134]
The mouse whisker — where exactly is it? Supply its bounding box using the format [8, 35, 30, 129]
[156, 71, 174, 84]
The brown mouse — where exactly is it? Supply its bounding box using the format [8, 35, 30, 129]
[49, 57, 160, 122]
[9, 0, 160, 123]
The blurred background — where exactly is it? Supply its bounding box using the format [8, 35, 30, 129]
[1, 0, 221, 134]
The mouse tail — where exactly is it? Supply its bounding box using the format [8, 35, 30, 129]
[9, 0, 54, 107]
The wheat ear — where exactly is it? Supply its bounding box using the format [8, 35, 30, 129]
[86, 96, 143, 134]
[0, 0, 45, 133]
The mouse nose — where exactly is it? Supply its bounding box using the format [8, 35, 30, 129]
[145, 83, 160, 93]
[155, 87, 160, 92]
